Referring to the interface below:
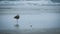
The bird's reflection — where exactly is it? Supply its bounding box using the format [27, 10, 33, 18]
[30, 25, 32, 28]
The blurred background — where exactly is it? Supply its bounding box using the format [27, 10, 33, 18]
[0, 0, 60, 34]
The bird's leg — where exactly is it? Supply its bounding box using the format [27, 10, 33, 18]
[15, 19, 19, 27]
[17, 19, 18, 25]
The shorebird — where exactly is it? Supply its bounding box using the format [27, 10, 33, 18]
[14, 14, 20, 27]
[14, 14, 20, 19]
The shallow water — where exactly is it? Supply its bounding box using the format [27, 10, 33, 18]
[0, 28, 60, 34]
[0, 1, 60, 34]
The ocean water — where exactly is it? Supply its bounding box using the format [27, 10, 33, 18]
[0, 0, 60, 34]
